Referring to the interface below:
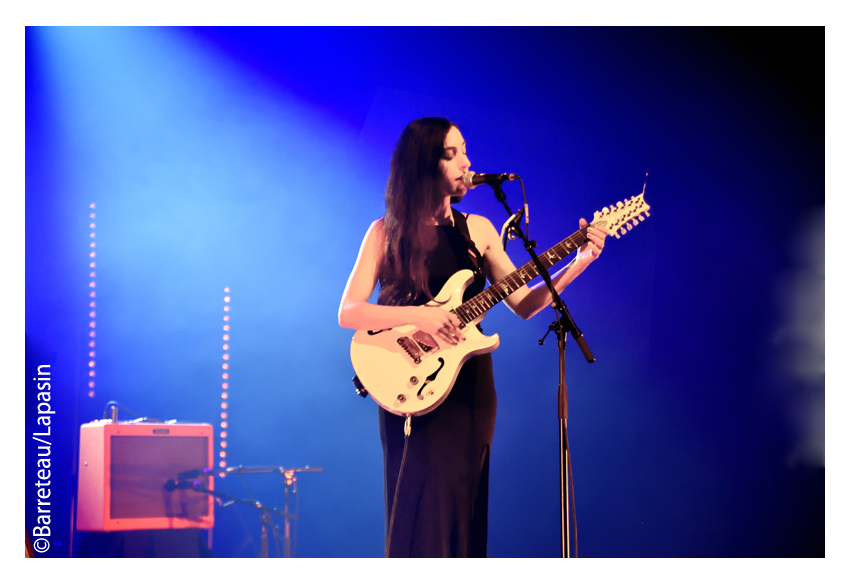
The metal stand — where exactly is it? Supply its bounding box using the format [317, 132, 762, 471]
[488, 179, 594, 558]
[179, 465, 322, 557]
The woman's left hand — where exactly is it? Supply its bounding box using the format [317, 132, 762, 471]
[576, 218, 606, 265]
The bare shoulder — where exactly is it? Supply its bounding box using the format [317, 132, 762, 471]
[370, 216, 386, 233]
[365, 216, 386, 245]
[464, 212, 499, 235]
[463, 213, 500, 252]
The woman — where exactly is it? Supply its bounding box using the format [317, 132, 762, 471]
[338, 118, 606, 557]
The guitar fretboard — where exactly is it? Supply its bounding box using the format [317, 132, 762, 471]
[452, 225, 595, 325]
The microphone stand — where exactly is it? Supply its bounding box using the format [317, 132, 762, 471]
[220, 465, 322, 558]
[489, 181, 594, 559]
[181, 465, 322, 558]
[188, 481, 294, 558]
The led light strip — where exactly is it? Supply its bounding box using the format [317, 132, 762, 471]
[219, 287, 231, 476]
[87, 203, 97, 398]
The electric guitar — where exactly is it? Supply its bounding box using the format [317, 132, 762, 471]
[350, 192, 650, 416]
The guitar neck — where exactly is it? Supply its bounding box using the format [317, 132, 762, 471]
[453, 226, 591, 325]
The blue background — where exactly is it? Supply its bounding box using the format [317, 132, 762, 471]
[25, 26, 824, 558]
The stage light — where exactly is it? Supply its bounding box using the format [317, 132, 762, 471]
[218, 286, 231, 469]
[86, 203, 97, 398]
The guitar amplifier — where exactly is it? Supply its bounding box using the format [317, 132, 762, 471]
[76, 421, 215, 532]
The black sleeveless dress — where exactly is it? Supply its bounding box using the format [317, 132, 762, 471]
[378, 215, 497, 558]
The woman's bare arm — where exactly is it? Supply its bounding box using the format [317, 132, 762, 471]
[338, 218, 466, 345]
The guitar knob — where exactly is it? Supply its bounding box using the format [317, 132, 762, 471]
[397, 394, 407, 403]
[409, 376, 419, 385]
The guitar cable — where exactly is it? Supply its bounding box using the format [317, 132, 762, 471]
[385, 414, 412, 558]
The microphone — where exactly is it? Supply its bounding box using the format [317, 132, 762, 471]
[462, 171, 520, 190]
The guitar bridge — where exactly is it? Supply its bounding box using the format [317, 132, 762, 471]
[397, 336, 422, 364]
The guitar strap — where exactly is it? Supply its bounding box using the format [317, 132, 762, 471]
[451, 208, 485, 280]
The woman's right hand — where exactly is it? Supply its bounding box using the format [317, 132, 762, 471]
[413, 306, 466, 346]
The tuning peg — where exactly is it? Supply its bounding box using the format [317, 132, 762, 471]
[645, 211, 650, 217]
[638, 214, 645, 221]
[632, 219, 639, 226]
[613, 232, 621, 239]
[626, 223, 633, 230]
[620, 227, 627, 235]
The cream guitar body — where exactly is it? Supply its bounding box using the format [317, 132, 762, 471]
[350, 270, 499, 416]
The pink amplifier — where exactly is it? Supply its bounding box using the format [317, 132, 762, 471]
[76, 421, 215, 531]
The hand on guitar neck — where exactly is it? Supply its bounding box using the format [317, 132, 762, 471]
[576, 217, 607, 266]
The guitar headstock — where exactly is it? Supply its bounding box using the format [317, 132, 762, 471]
[591, 193, 651, 239]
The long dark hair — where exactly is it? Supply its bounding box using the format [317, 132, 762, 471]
[378, 117, 455, 306]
